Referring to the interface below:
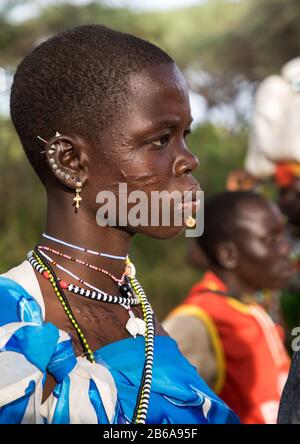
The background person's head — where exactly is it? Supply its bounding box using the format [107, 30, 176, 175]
[10, 25, 200, 240]
[196, 191, 294, 292]
[277, 178, 300, 229]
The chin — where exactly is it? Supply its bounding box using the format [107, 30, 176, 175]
[134, 224, 186, 240]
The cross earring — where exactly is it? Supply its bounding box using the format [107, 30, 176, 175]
[73, 181, 82, 210]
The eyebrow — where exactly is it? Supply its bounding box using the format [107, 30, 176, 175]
[149, 117, 193, 130]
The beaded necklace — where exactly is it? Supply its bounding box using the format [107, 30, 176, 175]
[27, 252, 140, 306]
[36, 248, 133, 300]
[28, 248, 154, 424]
[33, 248, 96, 363]
[28, 250, 145, 337]
[42, 233, 126, 260]
[41, 233, 137, 281]
[37, 245, 126, 286]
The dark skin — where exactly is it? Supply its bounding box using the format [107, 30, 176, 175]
[186, 238, 210, 271]
[207, 199, 294, 300]
[38, 62, 200, 402]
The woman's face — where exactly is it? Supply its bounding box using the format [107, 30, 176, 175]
[87, 63, 201, 239]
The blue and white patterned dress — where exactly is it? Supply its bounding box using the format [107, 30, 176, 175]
[0, 262, 239, 424]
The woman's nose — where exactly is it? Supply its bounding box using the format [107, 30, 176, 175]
[173, 147, 199, 177]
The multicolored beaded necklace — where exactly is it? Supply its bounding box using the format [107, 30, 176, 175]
[38, 245, 127, 286]
[27, 240, 154, 424]
[35, 247, 134, 301]
[27, 252, 140, 306]
[34, 246, 146, 338]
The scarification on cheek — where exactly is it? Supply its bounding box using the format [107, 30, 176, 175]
[119, 170, 162, 188]
[114, 139, 161, 187]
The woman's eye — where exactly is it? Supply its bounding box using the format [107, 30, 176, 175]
[152, 135, 170, 148]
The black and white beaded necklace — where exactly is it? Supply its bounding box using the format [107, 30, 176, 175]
[27, 247, 154, 424]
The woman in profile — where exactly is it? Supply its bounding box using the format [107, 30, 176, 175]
[0, 25, 238, 424]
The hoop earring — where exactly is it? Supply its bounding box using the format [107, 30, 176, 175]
[73, 181, 82, 210]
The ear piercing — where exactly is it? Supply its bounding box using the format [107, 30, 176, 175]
[73, 180, 83, 209]
[37, 132, 83, 209]
[37, 131, 70, 180]
[37, 135, 48, 144]
[48, 145, 56, 155]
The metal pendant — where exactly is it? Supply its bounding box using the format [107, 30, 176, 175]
[125, 262, 136, 279]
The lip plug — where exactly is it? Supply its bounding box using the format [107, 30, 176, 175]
[185, 216, 196, 228]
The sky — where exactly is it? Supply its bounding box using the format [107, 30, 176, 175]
[106, 0, 204, 9]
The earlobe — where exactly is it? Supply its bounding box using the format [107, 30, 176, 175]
[216, 241, 238, 270]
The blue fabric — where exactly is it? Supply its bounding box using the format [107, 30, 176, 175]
[95, 336, 239, 424]
[0, 275, 239, 424]
[47, 339, 77, 383]
[51, 377, 71, 424]
[0, 381, 34, 424]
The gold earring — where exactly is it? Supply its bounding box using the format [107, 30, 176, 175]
[73, 181, 82, 210]
[185, 216, 196, 228]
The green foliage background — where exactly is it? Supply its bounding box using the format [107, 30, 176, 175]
[1, 0, 298, 319]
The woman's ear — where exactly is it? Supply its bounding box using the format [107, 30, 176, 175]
[45, 134, 88, 189]
[216, 241, 239, 270]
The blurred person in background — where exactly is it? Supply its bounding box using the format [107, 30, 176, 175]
[243, 57, 300, 336]
[241, 57, 300, 425]
[163, 191, 294, 424]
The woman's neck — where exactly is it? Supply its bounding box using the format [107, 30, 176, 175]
[42, 196, 133, 294]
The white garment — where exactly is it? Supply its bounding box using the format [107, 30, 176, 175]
[1, 260, 46, 319]
[245, 57, 300, 177]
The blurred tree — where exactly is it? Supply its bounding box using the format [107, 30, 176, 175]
[2, 0, 299, 108]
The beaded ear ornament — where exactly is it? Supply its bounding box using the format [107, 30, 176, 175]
[37, 132, 72, 181]
[37, 133, 82, 210]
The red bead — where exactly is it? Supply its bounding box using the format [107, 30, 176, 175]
[60, 281, 68, 289]
[43, 271, 50, 280]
